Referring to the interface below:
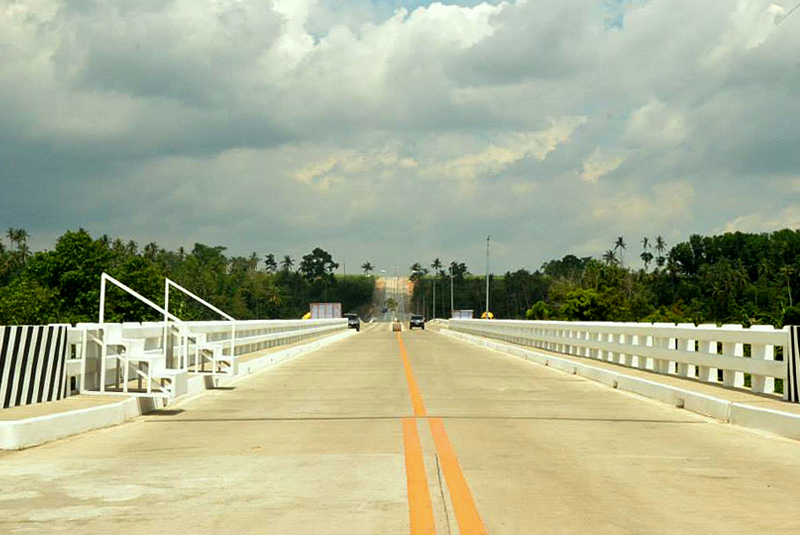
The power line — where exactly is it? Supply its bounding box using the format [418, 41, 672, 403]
[778, 2, 800, 25]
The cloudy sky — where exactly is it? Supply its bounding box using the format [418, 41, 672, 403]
[2, 0, 799, 273]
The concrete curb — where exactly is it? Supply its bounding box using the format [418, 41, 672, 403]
[0, 329, 355, 450]
[441, 328, 800, 441]
[0, 397, 145, 450]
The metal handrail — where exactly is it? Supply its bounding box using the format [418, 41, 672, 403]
[164, 277, 236, 364]
[99, 273, 185, 392]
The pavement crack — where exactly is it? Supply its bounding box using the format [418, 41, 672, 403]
[435, 452, 453, 535]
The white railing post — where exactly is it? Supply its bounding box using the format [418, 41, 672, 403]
[616, 332, 627, 366]
[697, 325, 718, 383]
[653, 324, 671, 374]
[722, 324, 745, 388]
[635, 332, 648, 370]
[750, 326, 776, 394]
[676, 324, 696, 378]
[99, 275, 107, 393]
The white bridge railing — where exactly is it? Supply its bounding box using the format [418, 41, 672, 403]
[66, 318, 347, 399]
[449, 319, 790, 399]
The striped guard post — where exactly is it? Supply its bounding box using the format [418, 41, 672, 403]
[789, 326, 800, 404]
[0, 325, 70, 409]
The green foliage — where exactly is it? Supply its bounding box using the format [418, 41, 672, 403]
[0, 229, 374, 325]
[782, 306, 800, 327]
[410, 229, 800, 326]
[561, 289, 609, 321]
[526, 301, 550, 320]
[0, 278, 56, 325]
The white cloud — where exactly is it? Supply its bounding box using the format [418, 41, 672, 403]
[624, 99, 687, 148]
[580, 147, 625, 183]
[708, 1, 784, 63]
[588, 180, 695, 228]
[722, 206, 800, 233]
[1, 0, 799, 272]
[425, 116, 587, 182]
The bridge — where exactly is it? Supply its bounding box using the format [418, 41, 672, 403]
[3, 277, 800, 533]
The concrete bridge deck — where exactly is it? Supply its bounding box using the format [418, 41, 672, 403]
[3, 325, 800, 534]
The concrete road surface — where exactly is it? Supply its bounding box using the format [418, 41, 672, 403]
[3, 326, 800, 534]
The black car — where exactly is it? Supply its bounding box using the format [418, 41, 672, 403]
[344, 313, 360, 332]
[409, 314, 425, 330]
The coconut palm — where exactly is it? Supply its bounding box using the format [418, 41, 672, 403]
[430, 258, 442, 318]
[640, 251, 654, 271]
[5, 227, 30, 268]
[361, 262, 374, 275]
[264, 253, 277, 273]
[613, 236, 627, 266]
[655, 235, 667, 268]
[281, 255, 294, 272]
[603, 249, 617, 266]
[640, 237, 652, 271]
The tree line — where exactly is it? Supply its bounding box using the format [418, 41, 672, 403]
[0, 229, 375, 325]
[409, 229, 800, 327]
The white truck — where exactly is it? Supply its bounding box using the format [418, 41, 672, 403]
[309, 302, 343, 319]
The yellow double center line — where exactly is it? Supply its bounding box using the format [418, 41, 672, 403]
[397, 332, 488, 535]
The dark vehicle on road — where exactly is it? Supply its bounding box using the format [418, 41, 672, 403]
[409, 314, 425, 330]
[344, 313, 360, 332]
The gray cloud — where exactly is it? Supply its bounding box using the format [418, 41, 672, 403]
[1, 0, 799, 274]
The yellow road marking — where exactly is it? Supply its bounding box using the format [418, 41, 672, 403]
[397, 332, 427, 417]
[429, 417, 488, 535]
[397, 332, 489, 534]
[403, 418, 437, 535]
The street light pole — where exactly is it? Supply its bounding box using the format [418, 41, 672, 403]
[450, 262, 454, 319]
[485, 235, 490, 318]
[432, 276, 436, 320]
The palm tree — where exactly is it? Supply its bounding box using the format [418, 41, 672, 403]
[281, 255, 294, 272]
[6, 228, 27, 249]
[640, 251, 654, 271]
[361, 262, 374, 275]
[602, 250, 617, 266]
[409, 262, 425, 282]
[655, 235, 667, 268]
[143, 242, 159, 261]
[640, 237, 651, 271]
[5, 228, 30, 268]
[264, 253, 277, 273]
[430, 258, 442, 319]
[614, 236, 627, 266]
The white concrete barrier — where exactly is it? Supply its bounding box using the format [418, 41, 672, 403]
[67, 318, 348, 400]
[1, 328, 356, 450]
[449, 319, 789, 398]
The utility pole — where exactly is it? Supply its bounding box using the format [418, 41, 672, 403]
[485, 235, 490, 318]
[450, 263, 454, 319]
[432, 276, 436, 320]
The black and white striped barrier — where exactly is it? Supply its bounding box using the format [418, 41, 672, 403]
[0, 325, 69, 409]
[788, 327, 800, 403]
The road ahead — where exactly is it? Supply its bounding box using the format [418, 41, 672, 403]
[3, 326, 800, 534]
